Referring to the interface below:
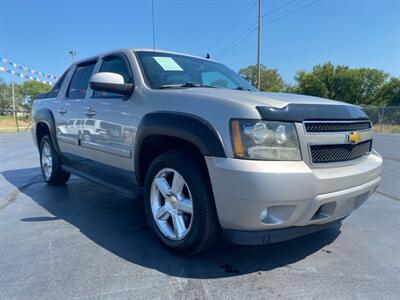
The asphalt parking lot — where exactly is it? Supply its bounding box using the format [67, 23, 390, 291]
[1, 133, 399, 300]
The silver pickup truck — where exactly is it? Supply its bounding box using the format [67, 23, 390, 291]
[31, 48, 382, 254]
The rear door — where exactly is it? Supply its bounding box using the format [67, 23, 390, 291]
[56, 60, 97, 161]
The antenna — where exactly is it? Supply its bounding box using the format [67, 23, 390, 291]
[151, 0, 156, 51]
[256, 0, 261, 90]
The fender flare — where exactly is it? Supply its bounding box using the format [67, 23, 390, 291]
[134, 111, 226, 183]
[33, 108, 63, 157]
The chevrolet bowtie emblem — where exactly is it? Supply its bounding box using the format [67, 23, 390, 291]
[348, 131, 362, 144]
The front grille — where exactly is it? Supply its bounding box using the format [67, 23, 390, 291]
[305, 121, 371, 133]
[310, 140, 372, 163]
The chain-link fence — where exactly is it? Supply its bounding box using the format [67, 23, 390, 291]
[1, 106, 400, 134]
[363, 106, 400, 133]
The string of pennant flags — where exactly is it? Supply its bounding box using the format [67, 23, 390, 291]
[0, 56, 58, 79]
[0, 66, 54, 85]
[0, 56, 59, 85]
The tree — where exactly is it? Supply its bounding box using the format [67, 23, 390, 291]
[378, 77, 400, 106]
[0, 78, 12, 111]
[19, 81, 51, 108]
[292, 62, 388, 105]
[239, 64, 285, 92]
[0, 79, 52, 111]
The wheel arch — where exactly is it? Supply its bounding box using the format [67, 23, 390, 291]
[134, 111, 226, 186]
[33, 108, 62, 157]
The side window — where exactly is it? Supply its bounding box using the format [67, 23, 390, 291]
[93, 56, 133, 98]
[47, 68, 70, 98]
[85, 120, 95, 126]
[201, 71, 237, 89]
[66, 61, 96, 99]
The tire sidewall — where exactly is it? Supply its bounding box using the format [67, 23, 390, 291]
[144, 153, 206, 252]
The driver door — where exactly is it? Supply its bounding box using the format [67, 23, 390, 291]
[79, 53, 139, 188]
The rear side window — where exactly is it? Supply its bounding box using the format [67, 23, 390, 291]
[93, 55, 132, 98]
[47, 68, 70, 98]
[85, 120, 95, 126]
[67, 61, 96, 99]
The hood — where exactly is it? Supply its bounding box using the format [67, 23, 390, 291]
[174, 88, 351, 109]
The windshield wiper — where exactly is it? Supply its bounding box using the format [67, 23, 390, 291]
[235, 86, 251, 91]
[159, 82, 216, 89]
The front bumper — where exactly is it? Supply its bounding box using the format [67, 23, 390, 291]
[205, 151, 382, 234]
[223, 218, 344, 245]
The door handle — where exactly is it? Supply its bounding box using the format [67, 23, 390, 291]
[84, 108, 96, 117]
[58, 108, 67, 115]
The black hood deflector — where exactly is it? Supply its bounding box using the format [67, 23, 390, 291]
[256, 104, 368, 122]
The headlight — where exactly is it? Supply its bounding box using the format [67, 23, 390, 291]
[230, 120, 301, 160]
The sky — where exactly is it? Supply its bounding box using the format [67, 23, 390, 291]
[1, 0, 399, 85]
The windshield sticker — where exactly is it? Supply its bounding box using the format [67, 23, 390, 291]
[153, 57, 183, 71]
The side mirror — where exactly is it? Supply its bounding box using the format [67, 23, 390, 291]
[90, 72, 133, 96]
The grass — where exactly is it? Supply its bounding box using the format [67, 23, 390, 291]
[373, 124, 400, 134]
[0, 115, 31, 133]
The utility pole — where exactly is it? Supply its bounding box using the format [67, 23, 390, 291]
[256, 0, 262, 91]
[68, 50, 77, 63]
[11, 82, 19, 132]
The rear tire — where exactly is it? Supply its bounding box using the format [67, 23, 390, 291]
[39, 135, 70, 185]
[144, 150, 220, 255]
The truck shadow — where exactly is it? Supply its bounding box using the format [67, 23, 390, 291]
[2, 167, 341, 279]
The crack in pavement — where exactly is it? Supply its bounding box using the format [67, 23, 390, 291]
[382, 156, 400, 163]
[376, 190, 400, 202]
[0, 175, 43, 209]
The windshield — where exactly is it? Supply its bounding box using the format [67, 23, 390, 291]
[135, 51, 256, 91]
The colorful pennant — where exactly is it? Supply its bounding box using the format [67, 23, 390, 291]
[0, 66, 53, 85]
[0, 56, 58, 80]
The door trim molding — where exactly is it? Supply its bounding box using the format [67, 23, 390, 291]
[81, 140, 132, 158]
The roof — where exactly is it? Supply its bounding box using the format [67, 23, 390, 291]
[73, 48, 217, 65]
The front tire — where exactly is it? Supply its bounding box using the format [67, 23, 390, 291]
[39, 135, 70, 185]
[144, 150, 220, 255]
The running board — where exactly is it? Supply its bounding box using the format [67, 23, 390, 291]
[61, 165, 137, 198]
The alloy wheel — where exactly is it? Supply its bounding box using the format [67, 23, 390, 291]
[41, 141, 53, 180]
[150, 168, 193, 240]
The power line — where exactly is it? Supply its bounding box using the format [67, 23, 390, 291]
[262, 0, 320, 27]
[215, 0, 294, 59]
[217, 0, 320, 60]
[215, 26, 257, 59]
[262, 0, 294, 18]
[206, 1, 257, 54]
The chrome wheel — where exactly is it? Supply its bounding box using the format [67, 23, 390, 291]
[150, 168, 193, 240]
[41, 141, 53, 180]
